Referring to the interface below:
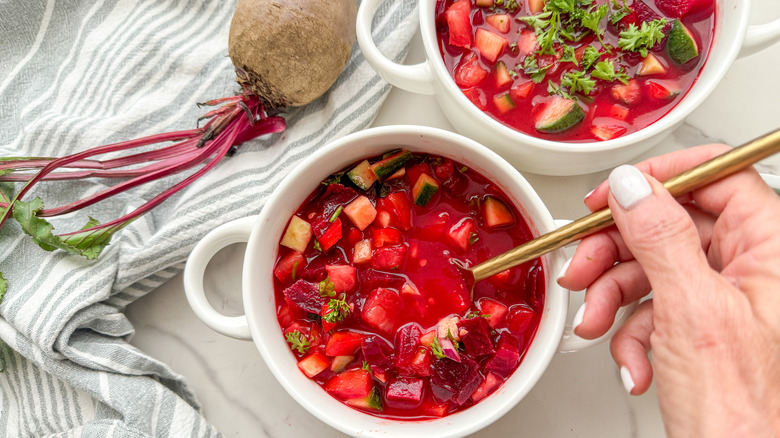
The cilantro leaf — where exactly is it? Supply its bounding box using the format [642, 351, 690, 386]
[619, 19, 669, 57]
[591, 60, 631, 84]
[580, 4, 610, 49]
[547, 80, 574, 99]
[517, 11, 552, 31]
[285, 330, 310, 354]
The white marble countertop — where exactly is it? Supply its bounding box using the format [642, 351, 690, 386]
[127, 4, 780, 436]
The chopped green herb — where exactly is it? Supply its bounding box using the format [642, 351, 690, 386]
[610, 0, 631, 24]
[523, 56, 551, 83]
[285, 330, 310, 354]
[560, 70, 596, 95]
[313, 240, 322, 252]
[547, 80, 573, 99]
[580, 45, 603, 70]
[468, 232, 480, 246]
[465, 310, 491, 319]
[495, 0, 520, 12]
[591, 60, 630, 84]
[460, 166, 468, 173]
[362, 360, 370, 371]
[291, 261, 299, 281]
[430, 337, 446, 360]
[328, 206, 343, 223]
[323, 295, 350, 323]
[318, 277, 336, 297]
[619, 19, 669, 57]
[321, 171, 345, 186]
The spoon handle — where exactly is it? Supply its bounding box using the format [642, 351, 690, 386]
[471, 128, 780, 282]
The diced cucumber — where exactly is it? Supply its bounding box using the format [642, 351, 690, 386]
[280, 216, 312, 252]
[493, 93, 515, 113]
[371, 150, 413, 182]
[534, 96, 585, 133]
[345, 387, 383, 412]
[666, 19, 699, 64]
[638, 53, 667, 76]
[495, 62, 513, 88]
[412, 174, 440, 207]
[347, 159, 377, 190]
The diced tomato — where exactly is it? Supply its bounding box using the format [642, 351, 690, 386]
[646, 81, 675, 99]
[454, 52, 488, 88]
[448, 218, 476, 252]
[509, 81, 534, 101]
[475, 28, 508, 63]
[283, 280, 325, 314]
[352, 239, 372, 264]
[361, 288, 403, 334]
[482, 196, 515, 228]
[325, 264, 357, 292]
[274, 251, 306, 283]
[591, 124, 627, 141]
[471, 372, 502, 402]
[326, 331, 366, 356]
[445, 0, 472, 49]
[385, 192, 414, 230]
[485, 14, 510, 34]
[462, 87, 487, 110]
[372, 228, 403, 248]
[478, 298, 508, 329]
[317, 218, 342, 251]
[343, 196, 377, 231]
[611, 79, 642, 105]
[506, 304, 536, 333]
[297, 352, 330, 378]
[324, 368, 373, 400]
[371, 245, 408, 271]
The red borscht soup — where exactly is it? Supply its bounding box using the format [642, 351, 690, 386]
[436, 0, 715, 141]
[273, 150, 544, 419]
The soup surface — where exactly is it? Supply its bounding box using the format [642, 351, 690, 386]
[273, 150, 545, 418]
[435, 0, 715, 142]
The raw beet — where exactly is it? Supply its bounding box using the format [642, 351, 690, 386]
[361, 335, 393, 375]
[394, 323, 424, 375]
[386, 377, 425, 408]
[307, 184, 360, 237]
[483, 332, 520, 378]
[430, 356, 483, 406]
[457, 317, 495, 357]
[283, 280, 326, 314]
[362, 269, 405, 291]
[655, 0, 713, 18]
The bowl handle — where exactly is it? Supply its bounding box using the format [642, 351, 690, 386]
[740, 18, 780, 58]
[183, 216, 255, 340]
[356, 0, 436, 95]
[549, 219, 640, 353]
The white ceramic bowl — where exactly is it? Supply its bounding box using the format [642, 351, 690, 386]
[357, 0, 780, 176]
[183, 126, 615, 437]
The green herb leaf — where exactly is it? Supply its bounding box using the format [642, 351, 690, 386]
[517, 11, 552, 31]
[313, 240, 322, 252]
[285, 330, 310, 354]
[468, 232, 480, 246]
[430, 337, 446, 359]
[321, 171, 345, 186]
[591, 60, 631, 84]
[291, 261, 299, 281]
[581, 46, 603, 70]
[323, 295, 350, 324]
[523, 56, 552, 83]
[560, 70, 596, 95]
[329, 206, 343, 223]
[465, 310, 490, 319]
[495, 0, 520, 11]
[561, 45, 579, 65]
[547, 80, 574, 99]
[580, 3, 610, 49]
[362, 360, 370, 371]
[610, 0, 631, 24]
[619, 19, 669, 57]
[318, 277, 336, 297]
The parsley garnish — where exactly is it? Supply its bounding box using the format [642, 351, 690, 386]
[560, 70, 596, 95]
[318, 277, 336, 297]
[322, 295, 350, 324]
[580, 46, 603, 70]
[321, 171, 344, 186]
[591, 60, 630, 84]
[610, 0, 631, 24]
[430, 337, 446, 360]
[523, 56, 551, 83]
[618, 19, 669, 57]
[468, 232, 479, 246]
[561, 45, 578, 65]
[465, 310, 491, 319]
[579, 3, 610, 50]
[285, 330, 310, 354]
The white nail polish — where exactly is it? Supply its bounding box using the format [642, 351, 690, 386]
[583, 188, 596, 201]
[620, 366, 635, 394]
[572, 302, 586, 331]
[556, 257, 573, 283]
[608, 165, 653, 209]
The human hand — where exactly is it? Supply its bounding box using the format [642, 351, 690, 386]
[557, 145, 780, 437]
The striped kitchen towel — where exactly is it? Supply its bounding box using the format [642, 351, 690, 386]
[0, 0, 418, 436]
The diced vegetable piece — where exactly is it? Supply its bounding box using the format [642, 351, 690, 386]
[297, 352, 330, 378]
[361, 287, 403, 334]
[646, 81, 679, 99]
[611, 79, 642, 105]
[370, 150, 413, 182]
[446, 0, 472, 49]
[454, 52, 489, 87]
[361, 335, 394, 376]
[280, 216, 312, 252]
[638, 53, 667, 76]
[438, 337, 461, 362]
[384, 192, 414, 230]
[471, 372, 502, 402]
[529, 0, 546, 14]
[324, 368, 373, 400]
[475, 28, 508, 63]
[325, 264, 357, 292]
[458, 317, 495, 357]
[394, 323, 424, 374]
[656, 0, 713, 18]
[283, 280, 325, 314]
[400, 282, 426, 318]
[510, 81, 534, 101]
[326, 331, 366, 356]
[408, 347, 432, 376]
[462, 87, 487, 110]
[345, 386, 383, 412]
[320, 303, 337, 332]
[608, 104, 630, 120]
[274, 251, 306, 283]
[330, 355, 355, 373]
[534, 96, 584, 133]
[346, 159, 377, 190]
[412, 173, 440, 207]
[591, 124, 628, 141]
[448, 218, 476, 252]
[317, 217, 342, 251]
[386, 377, 425, 407]
[437, 315, 461, 341]
[430, 356, 483, 405]
[353, 239, 372, 264]
[667, 19, 700, 64]
[372, 228, 402, 248]
[371, 245, 408, 271]
[494, 61, 513, 88]
[386, 167, 406, 180]
[492, 93, 515, 114]
[475, 0, 493, 6]
[517, 29, 538, 54]
[506, 304, 536, 333]
[485, 14, 510, 34]
[483, 196, 515, 228]
[343, 196, 377, 231]
[478, 298, 508, 328]
[483, 332, 520, 378]
[277, 304, 301, 329]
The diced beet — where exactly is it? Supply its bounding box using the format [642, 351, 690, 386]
[394, 323, 423, 375]
[483, 332, 520, 378]
[430, 356, 483, 405]
[506, 304, 536, 334]
[445, 0, 472, 49]
[362, 269, 405, 291]
[324, 369, 373, 400]
[633, 0, 663, 22]
[386, 377, 425, 408]
[361, 335, 394, 376]
[283, 280, 326, 314]
[372, 228, 403, 248]
[454, 52, 488, 88]
[277, 304, 302, 329]
[477, 298, 508, 329]
[274, 251, 306, 283]
[371, 245, 408, 271]
[361, 288, 403, 334]
[656, 0, 713, 18]
[325, 331, 365, 356]
[471, 372, 502, 402]
[325, 264, 357, 292]
[457, 317, 495, 357]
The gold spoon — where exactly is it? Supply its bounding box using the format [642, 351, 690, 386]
[455, 128, 780, 290]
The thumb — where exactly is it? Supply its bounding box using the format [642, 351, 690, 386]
[607, 165, 712, 300]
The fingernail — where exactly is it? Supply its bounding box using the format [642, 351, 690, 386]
[583, 188, 596, 202]
[620, 366, 635, 395]
[556, 257, 573, 284]
[572, 302, 586, 331]
[608, 165, 653, 210]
